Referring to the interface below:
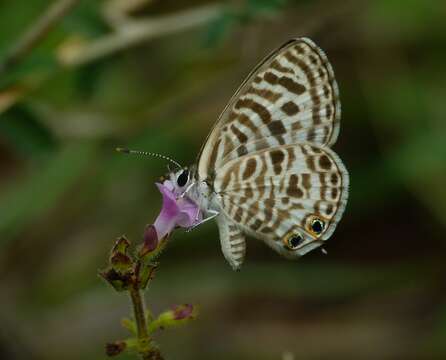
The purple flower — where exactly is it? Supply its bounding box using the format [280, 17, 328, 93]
[172, 304, 194, 320]
[141, 180, 202, 256]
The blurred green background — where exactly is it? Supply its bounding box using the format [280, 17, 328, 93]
[1, 0, 446, 359]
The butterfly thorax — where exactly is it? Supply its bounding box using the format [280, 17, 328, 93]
[187, 176, 221, 218]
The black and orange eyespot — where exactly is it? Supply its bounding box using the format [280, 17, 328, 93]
[283, 232, 304, 250]
[308, 217, 325, 235]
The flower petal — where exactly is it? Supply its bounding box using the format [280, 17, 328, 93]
[177, 198, 201, 227]
[152, 181, 203, 240]
[153, 183, 180, 239]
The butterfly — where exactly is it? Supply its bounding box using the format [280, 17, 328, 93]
[163, 38, 349, 270]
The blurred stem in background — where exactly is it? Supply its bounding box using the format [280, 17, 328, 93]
[0, 1, 223, 113]
[0, 0, 81, 76]
[58, 3, 223, 67]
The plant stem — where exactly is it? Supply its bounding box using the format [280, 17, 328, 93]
[129, 261, 163, 360]
[129, 285, 149, 340]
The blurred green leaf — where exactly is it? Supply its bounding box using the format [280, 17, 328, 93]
[0, 141, 97, 243]
[204, 8, 237, 46]
[418, 305, 446, 357]
[61, 0, 108, 37]
[369, 0, 444, 33]
[0, 105, 57, 157]
[247, 0, 288, 14]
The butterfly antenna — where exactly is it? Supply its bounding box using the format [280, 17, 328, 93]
[116, 147, 182, 169]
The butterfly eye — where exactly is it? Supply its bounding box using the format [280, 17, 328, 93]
[284, 232, 304, 250]
[177, 170, 189, 187]
[309, 217, 325, 235]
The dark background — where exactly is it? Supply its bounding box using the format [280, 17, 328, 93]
[1, 0, 445, 359]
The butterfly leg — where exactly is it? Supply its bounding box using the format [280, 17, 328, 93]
[186, 209, 219, 232]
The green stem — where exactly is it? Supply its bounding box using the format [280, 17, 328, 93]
[128, 261, 164, 360]
[129, 285, 149, 340]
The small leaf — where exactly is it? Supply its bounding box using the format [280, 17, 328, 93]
[110, 236, 133, 273]
[146, 307, 154, 323]
[112, 235, 130, 255]
[99, 268, 132, 292]
[148, 238, 168, 261]
[139, 263, 157, 290]
[110, 252, 132, 273]
[121, 318, 136, 335]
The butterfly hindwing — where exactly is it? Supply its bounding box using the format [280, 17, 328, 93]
[197, 38, 340, 181]
[213, 143, 348, 258]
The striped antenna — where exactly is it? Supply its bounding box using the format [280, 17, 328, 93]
[116, 147, 182, 169]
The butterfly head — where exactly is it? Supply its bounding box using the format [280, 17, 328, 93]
[115, 147, 195, 195]
[167, 167, 196, 195]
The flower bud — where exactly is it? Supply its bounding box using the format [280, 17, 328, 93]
[139, 225, 158, 258]
[139, 263, 157, 290]
[172, 304, 194, 320]
[148, 304, 198, 333]
[105, 341, 126, 356]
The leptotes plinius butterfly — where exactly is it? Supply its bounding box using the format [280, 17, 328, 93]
[167, 38, 349, 270]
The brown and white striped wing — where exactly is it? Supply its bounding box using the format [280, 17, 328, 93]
[216, 214, 246, 270]
[213, 144, 349, 259]
[197, 38, 340, 181]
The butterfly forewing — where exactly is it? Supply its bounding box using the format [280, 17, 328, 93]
[197, 38, 341, 181]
